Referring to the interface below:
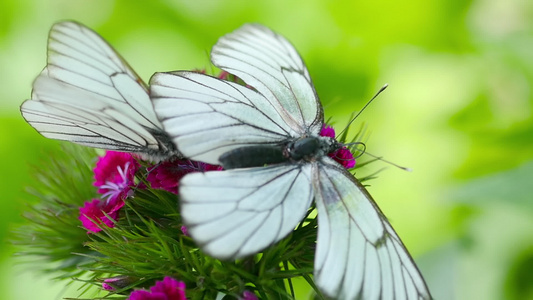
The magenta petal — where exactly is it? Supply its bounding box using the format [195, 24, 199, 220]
[180, 226, 189, 237]
[79, 198, 124, 233]
[241, 291, 258, 300]
[332, 147, 356, 169]
[147, 160, 222, 194]
[319, 125, 336, 138]
[127, 277, 186, 300]
[94, 151, 138, 193]
[320, 125, 356, 169]
[150, 277, 186, 300]
[128, 290, 167, 300]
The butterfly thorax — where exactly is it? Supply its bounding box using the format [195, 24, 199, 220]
[285, 136, 339, 162]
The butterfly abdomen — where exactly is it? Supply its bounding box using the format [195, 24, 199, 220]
[219, 136, 340, 169]
[218, 145, 287, 169]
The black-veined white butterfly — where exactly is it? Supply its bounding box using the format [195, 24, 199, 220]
[151, 24, 432, 299]
[20, 21, 180, 161]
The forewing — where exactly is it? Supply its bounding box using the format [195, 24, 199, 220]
[211, 23, 323, 135]
[313, 158, 432, 300]
[22, 76, 163, 153]
[151, 71, 293, 165]
[180, 164, 314, 259]
[20, 21, 177, 160]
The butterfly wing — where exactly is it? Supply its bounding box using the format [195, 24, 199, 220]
[180, 163, 314, 259]
[313, 157, 432, 300]
[151, 71, 293, 165]
[151, 24, 324, 164]
[211, 23, 323, 135]
[20, 21, 178, 160]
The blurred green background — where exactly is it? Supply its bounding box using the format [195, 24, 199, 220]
[1, 0, 532, 299]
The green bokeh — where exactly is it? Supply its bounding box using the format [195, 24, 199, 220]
[1, 0, 532, 299]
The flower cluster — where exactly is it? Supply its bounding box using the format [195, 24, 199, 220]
[320, 125, 356, 169]
[79, 151, 221, 234]
[75, 151, 226, 298]
[79, 152, 137, 233]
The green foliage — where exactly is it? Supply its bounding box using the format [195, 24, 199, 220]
[12, 144, 97, 278]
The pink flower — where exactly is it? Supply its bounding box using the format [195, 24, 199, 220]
[128, 277, 186, 300]
[94, 151, 139, 203]
[320, 125, 336, 139]
[79, 198, 125, 233]
[126, 290, 155, 300]
[180, 225, 189, 237]
[331, 147, 356, 169]
[147, 160, 222, 194]
[320, 125, 356, 169]
[241, 291, 258, 300]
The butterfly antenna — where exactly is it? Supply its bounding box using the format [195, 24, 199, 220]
[364, 151, 412, 172]
[343, 141, 366, 159]
[336, 84, 388, 140]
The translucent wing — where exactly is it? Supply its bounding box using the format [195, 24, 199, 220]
[151, 71, 293, 164]
[20, 21, 178, 160]
[23, 76, 165, 153]
[211, 23, 323, 136]
[313, 157, 432, 300]
[179, 164, 314, 259]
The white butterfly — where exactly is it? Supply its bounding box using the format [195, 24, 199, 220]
[20, 21, 180, 161]
[150, 24, 432, 299]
